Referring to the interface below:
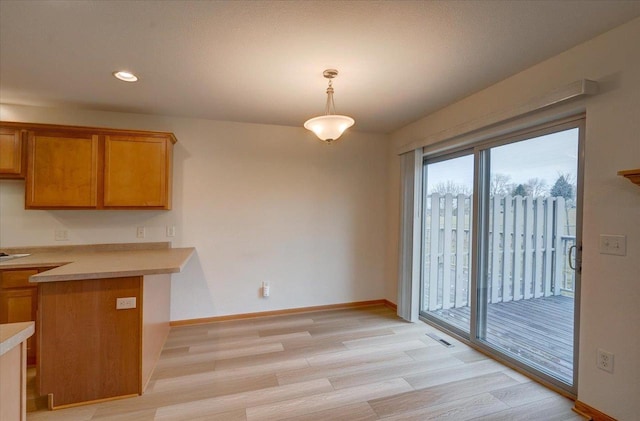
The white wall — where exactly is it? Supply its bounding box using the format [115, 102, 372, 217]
[389, 17, 640, 420]
[0, 104, 390, 322]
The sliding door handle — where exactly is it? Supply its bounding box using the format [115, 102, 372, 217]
[568, 245, 576, 271]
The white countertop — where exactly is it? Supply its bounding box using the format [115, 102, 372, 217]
[0, 244, 195, 283]
[0, 322, 35, 356]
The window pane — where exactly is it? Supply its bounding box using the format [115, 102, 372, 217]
[421, 154, 474, 334]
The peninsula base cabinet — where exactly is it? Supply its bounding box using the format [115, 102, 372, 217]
[37, 274, 171, 409]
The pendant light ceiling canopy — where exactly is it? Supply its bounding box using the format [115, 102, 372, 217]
[304, 69, 354, 143]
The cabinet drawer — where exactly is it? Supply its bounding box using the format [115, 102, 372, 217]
[0, 270, 38, 289]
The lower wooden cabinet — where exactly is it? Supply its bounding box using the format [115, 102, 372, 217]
[37, 274, 171, 408]
[0, 269, 39, 366]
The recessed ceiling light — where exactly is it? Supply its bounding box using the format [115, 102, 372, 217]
[113, 71, 138, 82]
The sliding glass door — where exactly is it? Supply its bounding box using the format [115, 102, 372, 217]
[476, 122, 582, 388]
[421, 152, 474, 335]
[420, 117, 583, 393]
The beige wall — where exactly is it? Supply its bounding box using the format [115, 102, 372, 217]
[0, 104, 390, 321]
[389, 17, 640, 419]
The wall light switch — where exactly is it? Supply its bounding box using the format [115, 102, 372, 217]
[166, 225, 176, 237]
[136, 227, 146, 238]
[599, 234, 626, 256]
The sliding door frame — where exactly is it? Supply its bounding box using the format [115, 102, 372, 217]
[418, 114, 585, 397]
[419, 148, 475, 339]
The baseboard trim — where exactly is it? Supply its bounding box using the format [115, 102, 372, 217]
[170, 299, 397, 327]
[383, 299, 397, 310]
[573, 400, 616, 421]
[49, 393, 138, 411]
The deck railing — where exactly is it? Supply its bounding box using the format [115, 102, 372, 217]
[424, 194, 575, 312]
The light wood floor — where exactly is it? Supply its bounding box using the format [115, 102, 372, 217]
[430, 295, 575, 383]
[27, 305, 585, 420]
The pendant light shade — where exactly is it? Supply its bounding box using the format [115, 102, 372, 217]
[304, 114, 355, 142]
[304, 69, 354, 143]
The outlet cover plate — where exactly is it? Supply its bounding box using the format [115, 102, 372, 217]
[597, 348, 614, 373]
[116, 297, 137, 310]
[54, 229, 68, 241]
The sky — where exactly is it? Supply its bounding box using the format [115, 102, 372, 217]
[425, 128, 579, 194]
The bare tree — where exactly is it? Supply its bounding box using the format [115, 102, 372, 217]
[429, 181, 472, 196]
[524, 177, 548, 197]
[490, 173, 512, 196]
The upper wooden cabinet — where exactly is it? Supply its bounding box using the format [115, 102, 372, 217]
[103, 135, 171, 208]
[0, 122, 176, 210]
[0, 125, 26, 178]
[26, 130, 99, 208]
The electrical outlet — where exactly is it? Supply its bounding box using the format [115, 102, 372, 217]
[116, 297, 137, 310]
[54, 229, 68, 241]
[262, 281, 270, 297]
[599, 234, 626, 256]
[166, 225, 176, 237]
[136, 226, 146, 238]
[597, 348, 614, 373]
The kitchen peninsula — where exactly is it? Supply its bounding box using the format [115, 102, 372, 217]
[0, 242, 194, 409]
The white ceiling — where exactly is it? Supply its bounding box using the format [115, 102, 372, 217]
[1, 1, 639, 134]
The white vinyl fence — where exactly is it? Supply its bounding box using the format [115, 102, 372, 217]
[423, 194, 575, 312]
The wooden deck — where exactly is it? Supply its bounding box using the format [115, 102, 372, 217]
[426, 295, 574, 384]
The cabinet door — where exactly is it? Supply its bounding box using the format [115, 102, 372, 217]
[26, 131, 99, 208]
[103, 135, 172, 209]
[0, 126, 24, 178]
[0, 288, 38, 365]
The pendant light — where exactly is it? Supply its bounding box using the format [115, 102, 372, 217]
[304, 69, 355, 143]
